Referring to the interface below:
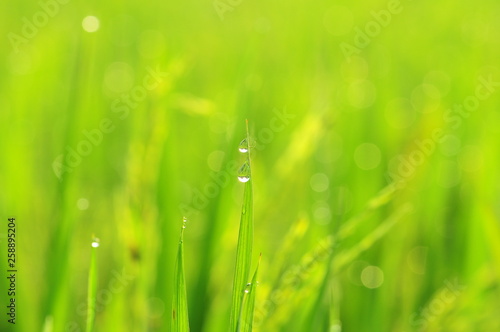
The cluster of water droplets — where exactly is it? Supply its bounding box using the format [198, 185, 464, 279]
[244, 281, 259, 294]
[244, 282, 251, 294]
[237, 138, 251, 183]
[182, 217, 187, 229]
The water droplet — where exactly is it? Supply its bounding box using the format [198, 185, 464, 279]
[243, 282, 252, 293]
[91, 238, 100, 248]
[237, 161, 251, 183]
[182, 217, 187, 229]
[238, 138, 249, 153]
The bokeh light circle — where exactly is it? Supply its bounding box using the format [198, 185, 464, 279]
[354, 143, 381, 170]
[82, 16, 100, 33]
[310, 173, 330, 192]
[361, 265, 384, 289]
[77, 198, 90, 210]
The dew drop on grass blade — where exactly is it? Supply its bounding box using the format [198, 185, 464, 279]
[237, 254, 261, 332]
[230, 121, 254, 332]
[86, 237, 99, 332]
[237, 161, 251, 183]
[171, 218, 190, 332]
[238, 138, 249, 153]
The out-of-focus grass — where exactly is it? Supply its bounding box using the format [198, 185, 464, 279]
[0, 0, 500, 331]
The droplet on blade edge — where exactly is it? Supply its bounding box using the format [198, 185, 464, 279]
[238, 138, 249, 153]
[238, 176, 250, 183]
[237, 161, 251, 182]
[91, 238, 100, 248]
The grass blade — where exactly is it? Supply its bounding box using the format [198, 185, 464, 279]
[229, 121, 254, 332]
[237, 254, 261, 332]
[86, 237, 99, 332]
[172, 219, 190, 332]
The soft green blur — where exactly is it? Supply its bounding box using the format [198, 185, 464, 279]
[1, 0, 500, 331]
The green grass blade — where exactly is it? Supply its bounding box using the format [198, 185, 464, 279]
[172, 219, 190, 332]
[86, 237, 99, 332]
[237, 254, 261, 332]
[230, 121, 254, 332]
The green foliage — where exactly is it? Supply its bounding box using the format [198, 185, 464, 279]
[86, 239, 99, 332]
[237, 255, 260, 332]
[2, 1, 500, 331]
[230, 121, 255, 332]
[171, 221, 190, 332]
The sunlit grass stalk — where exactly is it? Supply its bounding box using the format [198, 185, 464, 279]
[171, 219, 190, 332]
[229, 121, 254, 332]
[85, 238, 99, 332]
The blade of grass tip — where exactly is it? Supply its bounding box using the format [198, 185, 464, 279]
[86, 237, 100, 332]
[237, 254, 261, 332]
[172, 218, 190, 332]
[230, 120, 254, 332]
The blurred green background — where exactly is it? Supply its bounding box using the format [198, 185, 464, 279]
[1, 0, 500, 331]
